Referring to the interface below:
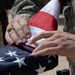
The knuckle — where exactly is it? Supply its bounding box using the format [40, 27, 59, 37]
[22, 24, 29, 31]
[45, 48, 50, 52]
[54, 33, 61, 38]
[16, 27, 21, 32]
[20, 20, 27, 26]
[13, 38, 19, 42]
[40, 42, 46, 46]
[20, 34, 25, 39]
[58, 44, 64, 49]
[24, 29, 30, 34]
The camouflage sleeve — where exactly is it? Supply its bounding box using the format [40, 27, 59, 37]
[11, 0, 39, 21]
[63, 0, 75, 33]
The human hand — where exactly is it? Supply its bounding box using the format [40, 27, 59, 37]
[5, 16, 31, 45]
[30, 31, 75, 58]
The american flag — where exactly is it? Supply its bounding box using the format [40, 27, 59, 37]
[0, 45, 58, 75]
[0, 0, 60, 75]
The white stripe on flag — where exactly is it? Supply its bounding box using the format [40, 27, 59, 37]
[40, 0, 60, 21]
[26, 26, 45, 47]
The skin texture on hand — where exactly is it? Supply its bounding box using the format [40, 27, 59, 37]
[30, 31, 75, 58]
[5, 16, 31, 45]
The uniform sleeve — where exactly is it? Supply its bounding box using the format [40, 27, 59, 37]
[11, 0, 39, 21]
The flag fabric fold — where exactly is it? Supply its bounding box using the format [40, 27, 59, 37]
[0, 44, 58, 75]
[28, 0, 60, 47]
[0, 0, 60, 75]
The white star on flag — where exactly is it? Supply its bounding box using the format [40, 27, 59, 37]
[48, 55, 56, 58]
[47, 55, 52, 63]
[6, 51, 18, 57]
[48, 60, 51, 63]
[0, 57, 4, 62]
[13, 57, 27, 68]
[9, 73, 11, 75]
[52, 55, 56, 58]
[36, 64, 46, 74]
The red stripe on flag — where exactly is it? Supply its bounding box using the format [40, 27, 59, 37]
[28, 11, 58, 31]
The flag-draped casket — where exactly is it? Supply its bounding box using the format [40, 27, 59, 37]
[0, 0, 60, 75]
